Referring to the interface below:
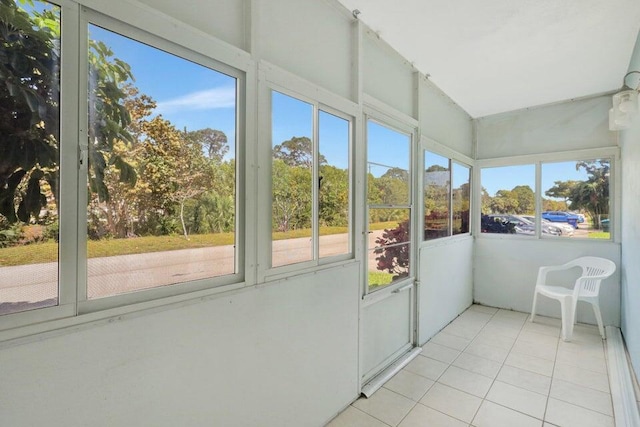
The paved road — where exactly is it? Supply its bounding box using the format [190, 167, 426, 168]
[0, 231, 389, 314]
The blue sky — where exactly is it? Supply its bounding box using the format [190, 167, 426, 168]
[90, 25, 237, 158]
[91, 25, 598, 195]
[481, 161, 595, 199]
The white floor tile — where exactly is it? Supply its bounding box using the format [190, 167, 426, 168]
[553, 362, 610, 393]
[453, 352, 502, 379]
[497, 365, 551, 395]
[527, 314, 562, 328]
[517, 330, 559, 348]
[487, 317, 526, 331]
[504, 351, 554, 377]
[398, 404, 468, 427]
[557, 339, 605, 360]
[469, 304, 499, 315]
[459, 310, 494, 325]
[430, 331, 472, 351]
[511, 339, 557, 361]
[422, 342, 461, 364]
[482, 322, 521, 339]
[555, 350, 608, 374]
[326, 406, 390, 427]
[384, 369, 435, 401]
[486, 381, 546, 419]
[522, 319, 561, 337]
[443, 322, 482, 340]
[550, 378, 613, 416]
[545, 397, 614, 427]
[420, 382, 482, 423]
[472, 330, 516, 350]
[465, 341, 509, 363]
[494, 309, 530, 321]
[472, 401, 542, 427]
[353, 388, 416, 427]
[403, 355, 449, 381]
[438, 365, 493, 398]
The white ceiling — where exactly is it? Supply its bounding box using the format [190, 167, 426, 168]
[336, 0, 640, 118]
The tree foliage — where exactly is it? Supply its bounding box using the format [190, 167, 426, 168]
[273, 136, 325, 167]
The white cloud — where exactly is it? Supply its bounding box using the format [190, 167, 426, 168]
[156, 85, 236, 113]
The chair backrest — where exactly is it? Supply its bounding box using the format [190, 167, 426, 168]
[567, 256, 616, 298]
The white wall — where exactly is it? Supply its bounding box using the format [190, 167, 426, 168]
[418, 237, 474, 343]
[0, 265, 360, 427]
[474, 238, 621, 325]
[0, 1, 478, 426]
[620, 29, 640, 378]
[474, 96, 621, 325]
[475, 95, 616, 159]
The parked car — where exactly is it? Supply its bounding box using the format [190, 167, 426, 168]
[601, 218, 610, 232]
[512, 215, 562, 236]
[541, 211, 580, 228]
[521, 215, 574, 236]
[481, 214, 534, 235]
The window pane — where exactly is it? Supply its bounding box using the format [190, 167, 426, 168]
[319, 111, 350, 258]
[424, 152, 450, 240]
[367, 122, 410, 206]
[542, 159, 610, 239]
[0, 1, 60, 315]
[87, 26, 237, 298]
[452, 163, 470, 235]
[271, 92, 313, 267]
[368, 209, 410, 291]
[481, 165, 536, 236]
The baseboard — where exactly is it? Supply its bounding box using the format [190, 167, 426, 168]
[605, 326, 640, 427]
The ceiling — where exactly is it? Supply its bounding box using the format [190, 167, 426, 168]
[336, 0, 640, 118]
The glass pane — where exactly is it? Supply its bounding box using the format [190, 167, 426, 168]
[368, 209, 410, 291]
[542, 159, 610, 239]
[367, 121, 410, 206]
[87, 26, 237, 298]
[0, 1, 60, 315]
[319, 111, 350, 258]
[452, 162, 470, 235]
[481, 165, 536, 236]
[424, 152, 450, 240]
[271, 91, 313, 267]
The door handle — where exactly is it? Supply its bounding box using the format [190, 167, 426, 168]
[392, 283, 413, 294]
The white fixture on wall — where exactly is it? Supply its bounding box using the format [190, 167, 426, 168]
[610, 71, 640, 131]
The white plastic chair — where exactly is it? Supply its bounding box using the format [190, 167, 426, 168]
[530, 256, 616, 341]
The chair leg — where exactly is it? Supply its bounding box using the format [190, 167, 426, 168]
[560, 297, 576, 342]
[592, 303, 606, 340]
[531, 291, 538, 322]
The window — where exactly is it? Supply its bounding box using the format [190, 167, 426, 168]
[480, 157, 613, 239]
[86, 25, 239, 299]
[542, 159, 610, 239]
[271, 91, 351, 268]
[480, 164, 536, 235]
[367, 120, 412, 291]
[423, 151, 471, 241]
[0, 0, 61, 315]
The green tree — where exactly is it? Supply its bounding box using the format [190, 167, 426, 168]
[0, 0, 60, 223]
[273, 136, 325, 167]
[545, 180, 579, 205]
[319, 165, 348, 227]
[567, 160, 610, 226]
[186, 128, 228, 162]
[511, 185, 534, 214]
[272, 159, 312, 232]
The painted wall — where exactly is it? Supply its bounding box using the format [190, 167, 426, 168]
[0, 265, 360, 427]
[475, 95, 616, 159]
[474, 96, 622, 326]
[418, 237, 474, 343]
[0, 0, 476, 426]
[620, 29, 640, 379]
[474, 239, 621, 326]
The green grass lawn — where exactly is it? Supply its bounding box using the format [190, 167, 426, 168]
[368, 271, 394, 288]
[588, 231, 611, 239]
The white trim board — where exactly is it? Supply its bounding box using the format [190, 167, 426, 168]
[606, 326, 640, 427]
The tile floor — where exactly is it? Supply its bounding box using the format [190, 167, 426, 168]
[327, 304, 615, 427]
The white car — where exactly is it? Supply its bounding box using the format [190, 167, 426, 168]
[522, 216, 574, 236]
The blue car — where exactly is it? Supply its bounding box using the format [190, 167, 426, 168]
[541, 211, 580, 228]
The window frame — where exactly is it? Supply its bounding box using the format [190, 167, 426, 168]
[421, 137, 473, 245]
[363, 108, 417, 296]
[475, 147, 620, 242]
[258, 62, 358, 283]
[0, 0, 253, 334]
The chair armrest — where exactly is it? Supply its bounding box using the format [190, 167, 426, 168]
[536, 263, 574, 287]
